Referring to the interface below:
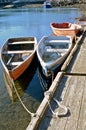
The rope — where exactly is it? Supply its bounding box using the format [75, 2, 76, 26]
[51, 70, 54, 82]
[44, 91, 68, 117]
[7, 71, 36, 118]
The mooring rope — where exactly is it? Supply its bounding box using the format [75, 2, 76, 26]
[38, 68, 68, 117]
[51, 70, 54, 82]
[44, 91, 68, 117]
[12, 79, 36, 117]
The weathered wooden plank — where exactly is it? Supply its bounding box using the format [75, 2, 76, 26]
[71, 49, 86, 74]
[77, 76, 86, 130]
[61, 30, 85, 72]
[64, 76, 85, 130]
[52, 76, 79, 130]
[70, 32, 86, 74]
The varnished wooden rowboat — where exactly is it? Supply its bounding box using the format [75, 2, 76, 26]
[0, 37, 37, 80]
[50, 22, 82, 41]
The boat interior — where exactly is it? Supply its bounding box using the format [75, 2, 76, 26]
[39, 37, 71, 63]
[2, 41, 35, 70]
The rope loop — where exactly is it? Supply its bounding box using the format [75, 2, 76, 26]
[44, 91, 68, 117]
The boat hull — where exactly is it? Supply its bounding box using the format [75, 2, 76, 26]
[0, 37, 37, 80]
[3, 55, 37, 101]
[50, 22, 82, 41]
[9, 53, 35, 80]
[37, 36, 72, 77]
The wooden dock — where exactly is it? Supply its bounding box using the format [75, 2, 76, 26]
[26, 28, 86, 130]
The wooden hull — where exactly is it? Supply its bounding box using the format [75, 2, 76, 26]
[9, 54, 35, 80]
[3, 69, 24, 102]
[50, 22, 82, 41]
[3, 56, 37, 102]
[37, 36, 72, 77]
[1, 37, 37, 80]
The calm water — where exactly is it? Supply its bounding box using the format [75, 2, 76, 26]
[0, 7, 82, 130]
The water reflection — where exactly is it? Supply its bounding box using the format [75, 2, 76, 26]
[4, 55, 44, 102]
[37, 61, 63, 92]
[38, 63, 52, 91]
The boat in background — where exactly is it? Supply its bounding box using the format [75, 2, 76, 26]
[50, 22, 82, 41]
[43, 1, 52, 8]
[0, 37, 37, 81]
[36, 36, 72, 78]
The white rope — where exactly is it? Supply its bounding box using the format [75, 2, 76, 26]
[51, 70, 54, 82]
[11, 78, 36, 118]
[44, 91, 68, 117]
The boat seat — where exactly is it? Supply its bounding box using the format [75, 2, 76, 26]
[46, 48, 67, 53]
[7, 56, 14, 65]
[10, 61, 23, 66]
[8, 41, 35, 45]
[2, 50, 33, 54]
[45, 40, 70, 44]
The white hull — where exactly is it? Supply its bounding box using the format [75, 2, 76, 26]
[37, 36, 72, 77]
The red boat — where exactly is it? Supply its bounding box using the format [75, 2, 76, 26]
[50, 22, 82, 41]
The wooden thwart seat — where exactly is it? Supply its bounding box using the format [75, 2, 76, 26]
[46, 48, 67, 53]
[8, 41, 35, 45]
[10, 61, 23, 66]
[2, 50, 33, 54]
[7, 56, 14, 65]
[45, 40, 70, 44]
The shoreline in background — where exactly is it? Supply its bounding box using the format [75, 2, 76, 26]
[2, 3, 86, 17]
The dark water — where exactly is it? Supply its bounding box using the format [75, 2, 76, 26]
[0, 7, 82, 130]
